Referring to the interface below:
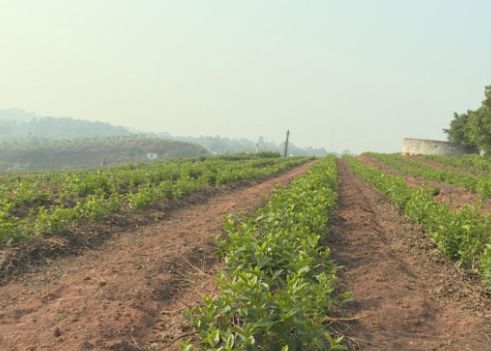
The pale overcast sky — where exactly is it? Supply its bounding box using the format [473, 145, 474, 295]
[1, 1, 490, 153]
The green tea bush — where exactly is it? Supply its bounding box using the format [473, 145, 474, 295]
[182, 157, 345, 351]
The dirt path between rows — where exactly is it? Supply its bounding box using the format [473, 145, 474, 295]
[329, 159, 491, 351]
[0, 162, 313, 351]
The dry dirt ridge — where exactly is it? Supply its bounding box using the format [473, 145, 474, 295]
[329, 159, 491, 351]
[0, 162, 312, 351]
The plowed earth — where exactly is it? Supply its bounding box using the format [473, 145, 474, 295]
[0, 163, 312, 351]
[330, 159, 491, 350]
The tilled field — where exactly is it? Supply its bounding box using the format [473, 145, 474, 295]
[329, 159, 491, 350]
[0, 163, 312, 351]
[0, 159, 490, 351]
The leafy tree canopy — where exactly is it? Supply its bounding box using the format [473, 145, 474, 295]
[444, 85, 491, 155]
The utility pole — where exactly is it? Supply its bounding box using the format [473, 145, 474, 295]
[283, 130, 290, 157]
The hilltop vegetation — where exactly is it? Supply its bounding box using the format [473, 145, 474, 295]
[0, 109, 326, 170]
[0, 109, 131, 141]
[166, 134, 328, 157]
[0, 109, 327, 159]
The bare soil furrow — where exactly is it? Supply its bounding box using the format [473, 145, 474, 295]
[329, 159, 491, 351]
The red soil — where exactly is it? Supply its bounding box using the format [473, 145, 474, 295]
[0, 163, 313, 351]
[2, 159, 490, 351]
[329, 160, 491, 350]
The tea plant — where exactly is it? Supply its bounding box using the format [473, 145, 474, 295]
[0, 155, 308, 247]
[182, 156, 346, 350]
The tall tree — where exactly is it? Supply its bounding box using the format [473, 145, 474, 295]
[443, 112, 478, 153]
[444, 85, 491, 155]
[468, 86, 491, 154]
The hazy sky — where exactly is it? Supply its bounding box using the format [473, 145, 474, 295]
[1, 1, 490, 153]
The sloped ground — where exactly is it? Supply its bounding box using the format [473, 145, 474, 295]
[0, 163, 313, 351]
[329, 159, 491, 350]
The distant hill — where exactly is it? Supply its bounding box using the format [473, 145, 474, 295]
[0, 109, 327, 162]
[0, 108, 37, 123]
[0, 137, 210, 171]
[159, 134, 328, 157]
[0, 109, 132, 141]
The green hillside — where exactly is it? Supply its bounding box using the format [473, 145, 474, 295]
[0, 137, 210, 171]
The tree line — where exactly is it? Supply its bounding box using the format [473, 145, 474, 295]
[444, 85, 491, 155]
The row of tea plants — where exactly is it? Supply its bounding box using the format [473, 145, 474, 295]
[365, 153, 491, 198]
[420, 154, 491, 176]
[0, 155, 307, 247]
[345, 156, 491, 290]
[182, 156, 346, 350]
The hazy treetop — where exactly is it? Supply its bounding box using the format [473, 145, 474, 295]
[1, 1, 490, 153]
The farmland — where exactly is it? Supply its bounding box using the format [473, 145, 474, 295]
[0, 153, 490, 350]
[0, 153, 307, 272]
[183, 156, 341, 350]
[347, 155, 491, 288]
[365, 152, 491, 197]
[3, 2, 491, 350]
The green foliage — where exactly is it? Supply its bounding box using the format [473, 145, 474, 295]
[443, 112, 479, 153]
[217, 151, 281, 161]
[0, 136, 211, 171]
[0, 202, 26, 245]
[421, 154, 491, 176]
[80, 194, 120, 219]
[171, 134, 328, 157]
[0, 155, 308, 247]
[367, 153, 491, 198]
[345, 156, 491, 290]
[34, 206, 80, 235]
[10, 181, 50, 207]
[467, 98, 491, 155]
[481, 244, 491, 291]
[182, 157, 345, 351]
[255, 151, 282, 158]
[128, 184, 161, 210]
[444, 85, 491, 155]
